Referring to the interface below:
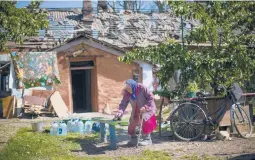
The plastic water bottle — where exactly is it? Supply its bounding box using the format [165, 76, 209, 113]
[73, 119, 80, 133]
[84, 119, 92, 134]
[50, 122, 58, 136]
[70, 120, 76, 133]
[57, 122, 67, 136]
[77, 119, 84, 134]
[67, 119, 72, 132]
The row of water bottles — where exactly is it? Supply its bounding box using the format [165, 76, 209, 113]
[67, 118, 92, 134]
[50, 121, 67, 136]
[50, 118, 92, 136]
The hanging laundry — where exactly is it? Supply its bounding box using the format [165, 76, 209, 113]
[10, 52, 61, 89]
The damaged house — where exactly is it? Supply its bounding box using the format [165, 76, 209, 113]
[0, 0, 198, 116]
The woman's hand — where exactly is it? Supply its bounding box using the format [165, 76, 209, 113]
[115, 110, 123, 118]
[140, 107, 146, 113]
[140, 105, 151, 113]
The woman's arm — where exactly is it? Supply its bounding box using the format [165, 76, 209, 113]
[118, 91, 130, 115]
[142, 86, 155, 111]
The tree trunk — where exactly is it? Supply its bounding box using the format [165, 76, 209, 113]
[158, 97, 165, 136]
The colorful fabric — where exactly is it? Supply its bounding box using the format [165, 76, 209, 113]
[10, 52, 61, 89]
[128, 104, 157, 135]
[125, 79, 137, 100]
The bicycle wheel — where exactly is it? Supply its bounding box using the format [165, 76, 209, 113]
[232, 104, 253, 138]
[170, 102, 206, 141]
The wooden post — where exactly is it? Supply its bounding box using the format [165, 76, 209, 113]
[100, 122, 107, 143]
[249, 102, 254, 125]
[158, 97, 165, 136]
[109, 124, 117, 149]
[0, 66, 2, 91]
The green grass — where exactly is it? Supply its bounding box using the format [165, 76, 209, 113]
[0, 128, 222, 160]
[117, 150, 172, 160]
[0, 127, 173, 160]
[0, 128, 98, 160]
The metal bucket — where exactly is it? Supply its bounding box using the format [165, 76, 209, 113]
[31, 122, 44, 132]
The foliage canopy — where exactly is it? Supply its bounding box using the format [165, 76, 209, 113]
[119, 1, 255, 96]
[0, 1, 48, 51]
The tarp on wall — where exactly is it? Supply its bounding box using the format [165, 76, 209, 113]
[10, 52, 61, 89]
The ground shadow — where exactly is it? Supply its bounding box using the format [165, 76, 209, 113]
[67, 137, 107, 155]
[65, 128, 131, 155]
[227, 154, 255, 160]
[64, 128, 177, 155]
[64, 125, 227, 156]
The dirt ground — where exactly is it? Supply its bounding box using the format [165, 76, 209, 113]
[73, 126, 255, 160]
[1, 118, 255, 160]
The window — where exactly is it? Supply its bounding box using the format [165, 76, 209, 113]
[0, 62, 10, 92]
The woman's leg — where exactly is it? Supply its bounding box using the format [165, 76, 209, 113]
[139, 114, 157, 146]
[128, 117, 140, 136]
[128, 104, 140, 135]
[127, 106, 140, 145]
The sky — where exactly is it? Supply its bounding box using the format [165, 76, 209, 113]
[16, 0, 161, 11]
[17, 1, 84, 8]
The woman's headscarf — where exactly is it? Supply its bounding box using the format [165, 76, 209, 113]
[125, 79, 137, 100]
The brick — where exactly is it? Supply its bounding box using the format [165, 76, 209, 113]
[54, 45, 143, 112]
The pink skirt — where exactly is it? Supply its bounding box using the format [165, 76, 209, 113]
[128, 105, 157, 135]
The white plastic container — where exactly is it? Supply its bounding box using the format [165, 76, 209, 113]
[70, 120, 76, 133]
[67, 119, 72, 132]
[50, 122, 58, 136]
[84, 119, 92, 134]
[73, 119, 80, 133]
[77, 119, 84, 134]
[57, 122, 67, 136]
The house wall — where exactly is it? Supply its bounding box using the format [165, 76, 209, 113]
[55, 44, 143, 113]
[139, 62, 154, 92]
[54, 52, 71, 109]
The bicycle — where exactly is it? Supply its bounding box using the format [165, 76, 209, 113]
[170, 82, 253, 141]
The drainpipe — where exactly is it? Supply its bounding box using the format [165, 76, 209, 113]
[181, 16, 184, 47]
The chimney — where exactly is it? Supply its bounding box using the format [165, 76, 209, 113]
[82, 0, 93, 22]
[98, 1, 108, 12]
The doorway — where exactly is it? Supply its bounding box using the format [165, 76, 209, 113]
[0, 62, 11, 98]
[71, 61, 94, 113]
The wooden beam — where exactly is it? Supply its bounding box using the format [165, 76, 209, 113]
[92, 57, 98, 112]
[68, 59, 73, 113]
[52, 37, 126, 57]
[66, 55, 104, 58]
[70, 66, 94, 70]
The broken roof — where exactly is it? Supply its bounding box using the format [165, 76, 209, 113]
[6, 9, 199, 50]
[90, 10, 198, 48]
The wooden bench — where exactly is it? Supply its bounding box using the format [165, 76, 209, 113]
[92, 117, 128, 150]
